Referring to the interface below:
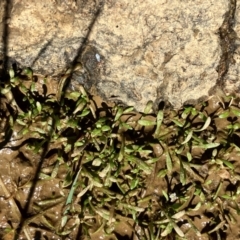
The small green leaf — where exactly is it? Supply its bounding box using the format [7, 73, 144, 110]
[21, 127, 29, 135]
[172, 210, 186, 219]
[66, 91, 81, 101]
[161, 222, 173, 237]
[187, 152, 192, 162]
[233, 123, 240, 130]
[137, 161, 152, 175]
[130, 178, 139, 190]
[77, 109, 90, 117]
[162, 190, 169, 201]
[213, 182, 222, 200]
[231, 108, 240, 117]
[61, 215, 68, 228]
[119, 122, 133, 130]
[172, 222, 184, 237]
[212, 148, 218, 158]
[119, 203, 144, 212]
[79, 85, 88, 97]
[62, 171, 73, 188]
[31, 127, 46, 135]
[76, 184, 92, 198]
[23, 67, 33, 77]
[36, 101, 42, 113]
[221, 194, 232, 200]
[226, 124, 233, 129]
[65, 168, 81, 205]
[46, 98, 57, 103]
[218, 159, 234, 169]
[1, 86, 11, 94]
[57, 74, 71, 101]
[188, 202, 201, 211]
[101, 125, 111, 132]
[138, 119, 156, 126]
[10, 77, 20, 85]
[73, 98, 87, 114]
[194, 116, 211, 132]
[9, 69, 14, 78]
[154, 110, 163, 137]
[114, 107, 123, 121]
[175, 145, 184, 154]
[208, 220, 226, 234]
[92, 158, 102, 166]
[185, 216, 201, 237]
[123, 106, 134, 114]
[181, 106, 192, 119]
[118, 135, 125, 162]
[204, 179, 212, 186]
[99, 164, 110, 178]
[191, 108, 198, 116]
[144, 100, 153, 114]
[83, 167, 103, 188]
[126, 154, 152, 174]
[41, 215, 55, 230]
[158, 169, 167, 178]
[172, 119, 185, 127]
[51, 161, 59, 178]
[91, 128, 102, 137]
[181, 130, 193, 145]
[179, 160, 186, 185]
[16, 119, 26, 126]
[195, 142, 220, 149]
[145, 157, 160, 164]
[166, 151, 172, 172]
[31, 82, 35, 92]
[218, 111, 230, 118]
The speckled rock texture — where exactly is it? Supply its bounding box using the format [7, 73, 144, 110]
[0, 0, 238, 111]
[223, 1, 240, 96]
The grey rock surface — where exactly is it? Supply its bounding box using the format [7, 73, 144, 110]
[0, 0, 238, 111]
[223, 1, 240, 97]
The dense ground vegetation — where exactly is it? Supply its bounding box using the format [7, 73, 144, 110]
[0, 68, 240, 239]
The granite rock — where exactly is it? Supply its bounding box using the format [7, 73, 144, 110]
[222, 1, 240, 98]
[0, 0, 237, 111]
